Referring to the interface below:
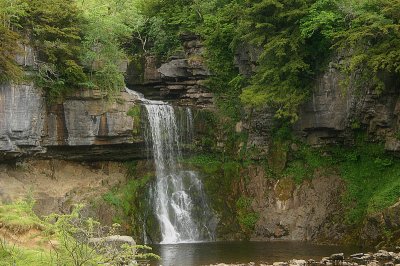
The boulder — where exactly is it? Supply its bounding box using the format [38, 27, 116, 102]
[351, 254, 365, 259]
[330, 253, 345, 261]
[366, 260, 380, 266]
[273, 262, 288, 266]
[89, 235, 136, 250]
[288, 259, 307, 266]
[374, 250, 392, 260]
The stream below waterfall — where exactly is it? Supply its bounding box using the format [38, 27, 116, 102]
[150, 241, 360, 266]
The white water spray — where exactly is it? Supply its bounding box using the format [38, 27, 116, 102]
[126, 88, 216, 244]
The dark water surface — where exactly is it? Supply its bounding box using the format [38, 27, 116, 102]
[150, 241, 361, 266]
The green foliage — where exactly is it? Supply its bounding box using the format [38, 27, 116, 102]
[236, 196, 252, 210]
[2, 0, 399, 120]
[202, 2, 246, 121]
[0, 199, 44, 233]
[101, 165, 157, 241]
[283, 144, 327, 184]
[136, 0, 200, 57]
[1, 0, 147, 100]
[187, 154, 223, 175]
[329, 143, 400, 225]
[125, 161, 138, 179]
[330, 0, 400, 93]
[239, 0, 328, 122]
[138, 0, 400, 122]
[78, 0, 143, 98]
[22, 0, 87, 99]
[0, 239, 52, 266]
[236, 196, 259, 231]
[103, 173, 153, 220]
[0, 201, 160, 266]
[45, 204, 160, 265]
[0, 0, 27, 83]
[239, 0, 400, 120]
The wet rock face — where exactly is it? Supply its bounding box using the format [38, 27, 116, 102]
[361, 201, 400, 247]
[247, 171, 345, 241]
[0, 85, 145, 161]
[0, 83, 46, 159]
[296, 66, 351, 134]
[294, 66, 353, 147]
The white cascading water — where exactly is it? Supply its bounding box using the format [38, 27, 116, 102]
[126, 88, 216, 244]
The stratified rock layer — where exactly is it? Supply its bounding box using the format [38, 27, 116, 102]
[0, 83, 145, 161]
[126, 34, 214, 107]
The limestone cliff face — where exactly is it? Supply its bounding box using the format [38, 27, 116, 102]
[0, 83, 145, 161]
[237, 50, 400, 155]
[295, 64, 400, 151]
[246, 168, 345, 242]
[0, 83, 45, 159]
[126, 34, 214, 107]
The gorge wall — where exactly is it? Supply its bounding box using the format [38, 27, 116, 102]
[1, 37, 400, 247]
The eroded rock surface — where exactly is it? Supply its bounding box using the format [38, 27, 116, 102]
[247, 170, 345, 241]
[126, 34, 214, 107]
[0, 160, 126, 225]
[0, 85, 145, 161]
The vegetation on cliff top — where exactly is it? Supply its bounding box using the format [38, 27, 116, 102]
[135, 0, 400, 121]
[2, 0, 399, 117]
[0, 0, 147, 100]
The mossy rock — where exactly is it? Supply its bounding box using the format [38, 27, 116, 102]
[275, 177, 295, 201]
[268, 140, 288, 174]
[127, 105, 141, 135]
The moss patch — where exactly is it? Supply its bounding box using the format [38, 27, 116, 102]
[236, 196, 259, 232]
[275, 177, 295, 201]
[127, 105, 142, 136]
[0, 200, 44, 234]
[268, 140, 288, 174]
[186, 154, 255, 238]
[102, 161, 158, 241]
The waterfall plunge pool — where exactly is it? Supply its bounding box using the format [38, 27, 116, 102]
[126, 89, 361, 266]
[149, 241, 361, 266]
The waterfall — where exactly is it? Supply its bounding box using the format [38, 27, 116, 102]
[126, 88, 216, 244]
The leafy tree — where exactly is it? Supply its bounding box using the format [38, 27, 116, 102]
[239, 0, 317, 122]
[21, 0, 87, 99]
[46, 205, 160, 265]
[136, 0, 201, 57]
[78, 0, 144, 97]
[0, 0, 27, 82]
[238, 0, 400, 121]
[198, 0, 246, 119]
[331, 0, 400, 92]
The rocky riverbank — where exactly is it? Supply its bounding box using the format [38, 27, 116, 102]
[207, 249, 400, 266]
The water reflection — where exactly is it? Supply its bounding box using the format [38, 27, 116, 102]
[150, 241, 361, 266]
